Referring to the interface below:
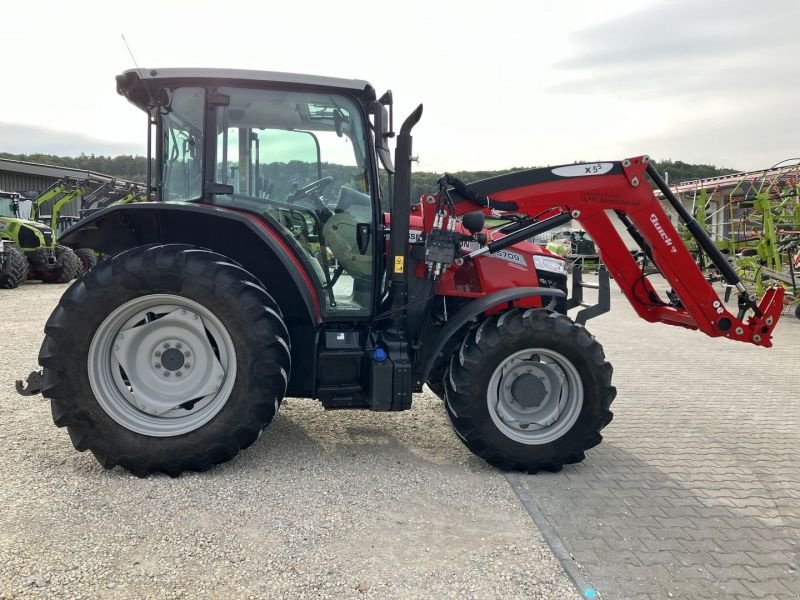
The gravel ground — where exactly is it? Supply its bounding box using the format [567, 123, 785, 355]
[0, 282, 578, 599]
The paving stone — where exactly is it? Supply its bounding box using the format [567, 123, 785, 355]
[711, 552, 762, 567]
[745, 564, 795, 580]
[517, 280, 800, 600]
[741, 578, 794, 597]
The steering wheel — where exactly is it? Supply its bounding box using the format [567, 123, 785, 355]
[289, 176, 332, 204]
[288, 176, 334, 225]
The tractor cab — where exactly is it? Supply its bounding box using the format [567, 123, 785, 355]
[0, 191, 21, 219]
[116, 69, 387, 318]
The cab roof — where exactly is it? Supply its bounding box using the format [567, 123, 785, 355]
[116, 68, 376, 111]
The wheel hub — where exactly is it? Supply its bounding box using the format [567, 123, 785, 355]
[160, 347, 186, 371]
[110, 306, 227, 417]
[510, 372, 550, 408]
[487, 348, 584, 445]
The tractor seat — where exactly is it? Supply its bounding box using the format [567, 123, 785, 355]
[323, 205, 372, 281]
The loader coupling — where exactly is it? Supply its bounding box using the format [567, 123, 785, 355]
[16, 370, 43, 396]
[728, 285, 784, 348]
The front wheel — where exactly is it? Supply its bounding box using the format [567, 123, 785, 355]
[443, 309, 615, 472]
[0, 244, 27, 289]
[73, 248, 98, 274]
[39, 244, 291, 476]
[39, 245, 81, 283]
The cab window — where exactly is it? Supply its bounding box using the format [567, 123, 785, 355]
[212, 87, 374, 317]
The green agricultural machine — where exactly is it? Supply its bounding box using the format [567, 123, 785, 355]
[729, 184, 800, 319]
[681, 165, 800, 318]
[0, 192, 28, 288]
[29, 179, 99, 274]
[0, 184, 83, 286]
[80, 180, 148, 219]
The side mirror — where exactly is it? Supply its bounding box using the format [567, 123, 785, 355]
[462, 211, 486, 234]
[373, 100, 394, 174]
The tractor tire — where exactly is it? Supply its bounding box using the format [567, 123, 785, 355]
[38, 244, 291, 477]
[39, 245, 81, 283]
[74, 248, 98, 274]
[426, 379, 445, 400]
[443, 308, 615, 473]
[0, 245, 27, 289]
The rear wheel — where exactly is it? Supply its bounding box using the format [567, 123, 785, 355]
[443, 309, 615, 472]
[39, 244, 291, 476]
[0, 245, 27, 289]
[74, 248, 98, 274]
[39, 245, 81, 283]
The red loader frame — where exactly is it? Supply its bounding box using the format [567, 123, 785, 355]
[426, 156, 784, 347]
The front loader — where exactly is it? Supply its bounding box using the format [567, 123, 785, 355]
[18, 68, 783, 477]
[29, 178, 103, 274]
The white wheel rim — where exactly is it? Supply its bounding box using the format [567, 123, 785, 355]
[486, 347, 583, 445]
[88, 294, 237, 437]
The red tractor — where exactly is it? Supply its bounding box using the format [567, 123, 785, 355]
[19, 68, 783, 476]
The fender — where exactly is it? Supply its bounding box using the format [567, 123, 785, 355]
[415, 286, 566, 388]
[59, 202, 321, 324]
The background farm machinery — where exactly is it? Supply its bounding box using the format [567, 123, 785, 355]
[0, 177, 149, 287]
[671, 161, 800, 318]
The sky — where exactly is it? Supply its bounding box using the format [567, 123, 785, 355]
[1, 0, 797, 173]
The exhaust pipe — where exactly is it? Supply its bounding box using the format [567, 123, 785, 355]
[389, 104, 423, 316]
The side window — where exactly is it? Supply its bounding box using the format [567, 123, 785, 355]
[161, 88, 204, 202]
[212, 88, 375, 317]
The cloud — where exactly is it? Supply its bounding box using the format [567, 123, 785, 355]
[552, 0, 800, 99]
[548, 0, 800, 169]
[0, 122, 144, 156]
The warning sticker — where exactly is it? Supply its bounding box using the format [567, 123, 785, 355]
[394, 256, 405, 273]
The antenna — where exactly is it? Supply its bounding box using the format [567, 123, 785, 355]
[122, 34, 142, 73]
[121, 33, 156, 200]
[121, 34, 154, 104]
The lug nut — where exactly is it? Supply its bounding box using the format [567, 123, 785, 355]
[155, 350, 162, 357]
[184, 351, 191, 358]
[176, 371, 183, 377]
[176, 343, 183, 349]
[164, 372, 171, 377]
[154, 363, 162, 369]
[184, 363, 191, 369]
[163, 343, 170, 349]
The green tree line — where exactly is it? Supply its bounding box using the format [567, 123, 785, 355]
[0, 152, 147, 182]
[1, 151, 737, 192]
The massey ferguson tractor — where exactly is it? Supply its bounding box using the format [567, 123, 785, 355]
[18, 68, 784, 477]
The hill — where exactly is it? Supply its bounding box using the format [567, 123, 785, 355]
[0, 152, 738, 194]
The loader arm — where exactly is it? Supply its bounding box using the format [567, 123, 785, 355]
[445, 156, 783, 347]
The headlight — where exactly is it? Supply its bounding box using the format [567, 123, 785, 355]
[533, 254, 566, 275]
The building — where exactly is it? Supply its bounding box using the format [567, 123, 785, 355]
[0, 158, 115, 219]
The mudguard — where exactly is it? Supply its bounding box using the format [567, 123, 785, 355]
[415, 286, 566, 388]
[59, 202, 321, 324]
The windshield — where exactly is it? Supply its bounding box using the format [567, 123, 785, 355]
[213, 87, 369, 203]
[0, 197, 18, 218]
